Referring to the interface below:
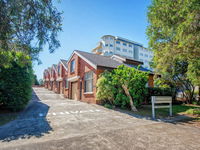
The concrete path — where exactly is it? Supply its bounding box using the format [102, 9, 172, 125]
[0, 87, 200, 150]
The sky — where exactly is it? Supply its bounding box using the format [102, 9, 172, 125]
[33, 0, 152, 80]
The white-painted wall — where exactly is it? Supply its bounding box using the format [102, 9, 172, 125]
[92, 35, 153, 70]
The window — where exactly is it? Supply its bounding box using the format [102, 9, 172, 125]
[84, 71, 93, 93]
[58, 65, 60, 75]
[129, 44, 132, 47]
[123, 43, 127, 46]
[105, 44, 108, 47]
[140, 53, 143, 56]
[116, 41, 120, 44]
[128, 50, 133, 53]
[70, 60, 75, 73]
[110, 44, 113, 47]
[123, 49, 127, 52]
[65, 79, 68, 88]
[145, 54, 148, 57]
[116, 47, 120, 51]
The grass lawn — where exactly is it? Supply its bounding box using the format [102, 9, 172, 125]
[113, 104, 200, 120]
[132, 104, 200, 118]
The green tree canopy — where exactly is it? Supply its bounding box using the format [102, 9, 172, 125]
[147, 0, 200, 88]
[0, 0, 62, 64]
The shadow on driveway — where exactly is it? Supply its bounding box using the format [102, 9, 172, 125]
[0, 91, 52, 142]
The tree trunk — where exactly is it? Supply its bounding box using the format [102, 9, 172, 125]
[122, 84, 137, 112]
[198, 86, 200, 102]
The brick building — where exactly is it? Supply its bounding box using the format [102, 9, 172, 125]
[44, 50, 154, 104]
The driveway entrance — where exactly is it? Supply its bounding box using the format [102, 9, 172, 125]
[0, 87, 200, 150]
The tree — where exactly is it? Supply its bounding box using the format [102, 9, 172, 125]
[147, 0, 200, 101]
[96, 65, 148, 111]
[39, 79, 44, 86]
[156, 59, 195, 103]
[33, 74, 39, 85]
[0, 0, 62, 65]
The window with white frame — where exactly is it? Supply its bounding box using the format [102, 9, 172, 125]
[58, 65, 60, 75]
[84, 71, 93, 93]
[70, 60, 75, 72]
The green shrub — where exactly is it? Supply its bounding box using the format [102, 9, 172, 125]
[114, 91, 130, 109]
[186, 109, 200, 115]
[97, 65, 148, 110]
[0, 51, 33, 111]
[145, 87, 174, 104]
[104, 104, 113, 109]
[96, 71, 116, 103]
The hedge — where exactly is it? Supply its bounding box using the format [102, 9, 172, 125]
[144, 87, 175, 104]
[0, 51, 33, 111]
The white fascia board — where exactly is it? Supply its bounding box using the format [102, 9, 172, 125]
[111, 55, 126, 62]
[67, 50, 97, 70]
[60, 60, 68, 72]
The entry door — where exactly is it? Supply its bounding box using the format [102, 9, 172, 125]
[71, 82, 78, 100]
[59, 82, 62, 94]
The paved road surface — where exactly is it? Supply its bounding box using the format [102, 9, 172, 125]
[0, 87, 200, 150]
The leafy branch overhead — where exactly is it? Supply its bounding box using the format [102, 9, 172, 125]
[0, 0, 62, 61]
[147, 0, 200, 60]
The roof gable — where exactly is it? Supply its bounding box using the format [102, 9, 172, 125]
[52, 64, 58, 74]
[75, 50, 123, 69]
[60, 59, 68, 71]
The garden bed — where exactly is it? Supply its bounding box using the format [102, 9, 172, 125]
[109, 104, 200, 127]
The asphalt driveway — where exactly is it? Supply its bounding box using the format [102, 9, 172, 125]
[0, 87, 200, 150]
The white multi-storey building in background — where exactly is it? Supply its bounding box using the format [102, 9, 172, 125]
[92, 35, 153, 70]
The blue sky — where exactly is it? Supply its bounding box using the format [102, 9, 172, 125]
[33, 0, 151, 79]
